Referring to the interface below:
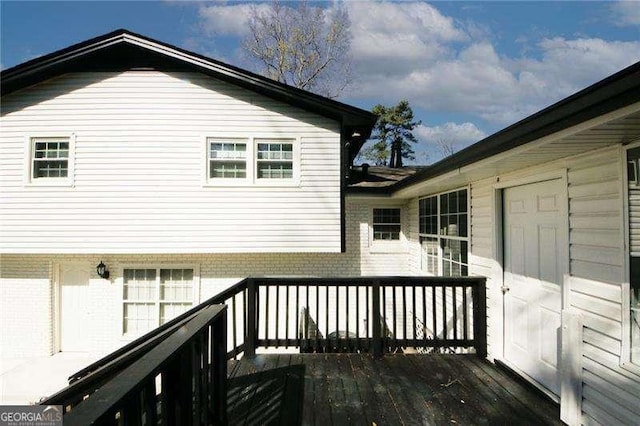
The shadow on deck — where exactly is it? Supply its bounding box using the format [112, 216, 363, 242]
[227, 354, 561, 426]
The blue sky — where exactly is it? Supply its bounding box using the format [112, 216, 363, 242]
[2, 1, 639, 163]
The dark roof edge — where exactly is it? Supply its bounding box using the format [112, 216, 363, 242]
[389, 60, 640, 194]
[1, 29, 377, 140]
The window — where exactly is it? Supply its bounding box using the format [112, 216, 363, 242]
[373, 208, 401, 240]
[256, 140, 293, 179]
[204, 136, 297, 185]
[29, 136, 74, 184]
[627, 147, 640, 365]
[123, 268, 195, 335]
[419, 188, 469, 276]
[208, 139, 247, 179]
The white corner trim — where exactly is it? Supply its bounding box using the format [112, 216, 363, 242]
[560, 308, 584, 426]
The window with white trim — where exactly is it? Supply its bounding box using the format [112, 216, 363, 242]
[626, 147, 640, 365]
[208, 139, 247, 179]
[419, 188, 469, 276]
[205, 137, 297, 184]
[372, 208, 401, 240]
[123, 268, 194, 335]
[256, 139, 294, 179]
[30, 137, 71, 182]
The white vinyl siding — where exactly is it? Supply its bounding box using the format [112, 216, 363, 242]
[0, 71, 342, 253]
[463, 145, 640, 424]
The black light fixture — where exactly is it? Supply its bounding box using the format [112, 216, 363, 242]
[96, 261, 110, 279]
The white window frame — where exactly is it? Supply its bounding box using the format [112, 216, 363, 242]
[418, 187, 470, 277]
[206, 137, 249, 183]
[372, 208, 402, 241]
[369, 205, 407, 253]
[203, 135, 300, 186]
[119, 264, 200, 338]
[24, 134, 75, 186]
[622, 141, 640, 374]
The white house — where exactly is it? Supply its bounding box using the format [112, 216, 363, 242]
[348, 62, 640, 424]
[1, 30, 639, 424]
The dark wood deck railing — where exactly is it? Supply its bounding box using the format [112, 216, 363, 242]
[40, 280, 249, 414]
[59, 304, 227, 425]
[246, 277, 486, 358]
[41, 276, 486, 423]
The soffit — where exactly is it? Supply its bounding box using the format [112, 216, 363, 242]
[394, 106, 640, 199]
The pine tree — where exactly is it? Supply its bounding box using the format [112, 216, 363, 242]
[363, 100, 421, 167]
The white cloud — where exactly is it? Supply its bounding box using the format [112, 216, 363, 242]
[197, 3, 268, 36]
[406, 122, 486, 163]
[351, 31, 640, 124]
[611, 1, 640, 26]
[416, 122, 487, 145]
[184, 1, 640, 127]
[347, 1, 466, 77]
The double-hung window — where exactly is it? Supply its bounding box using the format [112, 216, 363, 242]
[28, 136, 74, 184]
[122, 267, 195, 336]
[256, 139, 294, 179]
[419, 188, 469, 276]
[208, 139, 247, 179]
[205, 137, 297, 184]
[373, 208, 401, 240]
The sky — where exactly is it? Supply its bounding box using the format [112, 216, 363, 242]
[2, 1, 640, 163]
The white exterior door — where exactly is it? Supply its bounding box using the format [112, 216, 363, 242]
[503, 179, 565, 396]
[60, 263, 91, 352]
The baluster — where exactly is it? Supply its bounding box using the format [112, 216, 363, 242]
[463, 285, 468, 341]
[443, 285, 448, 343]
[453, 284, 458, 342]
[372, 281, 382, 357]
[403, 285, 407, 348]
[422, 285, 427, 349]
[432, 286, 437, 347]
[295, 285, 300, 347]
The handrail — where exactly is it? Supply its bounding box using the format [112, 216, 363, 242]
[41, 310, 202, 406]
[41, 278, 249, 409]
[63, 304, 228, 425]
[66, 278, 248, 383]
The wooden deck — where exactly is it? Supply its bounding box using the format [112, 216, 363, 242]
[227, 353, 561, 426]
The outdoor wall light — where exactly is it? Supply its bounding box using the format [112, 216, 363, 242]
[96, 261, 110, 279]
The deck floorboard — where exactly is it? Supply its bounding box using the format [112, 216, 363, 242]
[228, 354, 561, 426]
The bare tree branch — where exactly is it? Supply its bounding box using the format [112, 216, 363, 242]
[242, 1, 352, 98]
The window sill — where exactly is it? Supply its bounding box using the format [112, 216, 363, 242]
[204, 179, 300, 188]
[369, 241, 407, 254]
[25, 179, 74, 188]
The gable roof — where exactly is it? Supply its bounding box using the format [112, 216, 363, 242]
[0, 29, 377, 161]
[348, 60, 640, 195]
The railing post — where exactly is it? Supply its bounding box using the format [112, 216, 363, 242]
[472, 278, 487, 359]
[372, 280, 383, 358]
[245, 278, 257, 357]
[212, 308, 228, 425]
